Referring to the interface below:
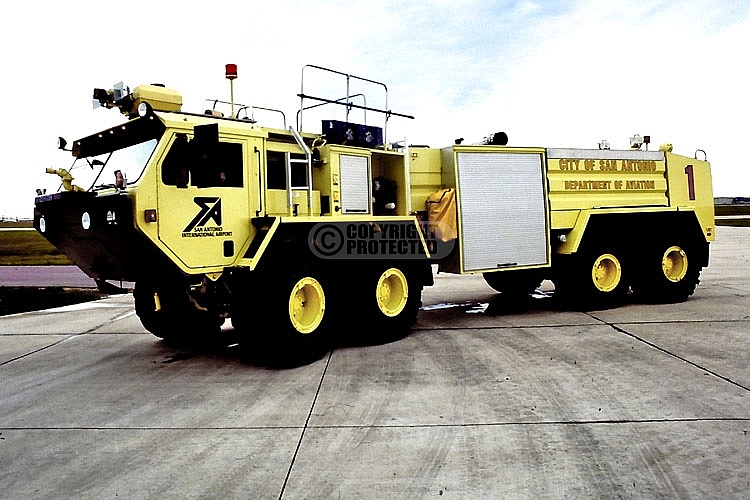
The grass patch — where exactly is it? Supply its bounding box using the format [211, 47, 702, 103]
[716, 219, 750, 227]
[715, 204, 750, 216]
[0, 230, 73, 265]
[0, 287, 107, 316]
[0, 221, 33, 229]
[715, 204, 750, 227]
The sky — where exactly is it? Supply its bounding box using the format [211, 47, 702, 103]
[2, 0, 748, 218]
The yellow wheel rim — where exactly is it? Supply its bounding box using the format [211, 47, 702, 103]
[662, 246, 688, 283]
[376, 268, 408, 317]
[288, 277, 325, 334]
[592, 253, 621, 292]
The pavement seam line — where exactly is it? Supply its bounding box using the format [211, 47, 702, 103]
[592, 315, 750, 393]
[278, 349, 334, 500]
[3, 417, 748, 432]
[412, 317, 749, 332]
[2, 310, 154, 367]
[0, 334, 79, 366]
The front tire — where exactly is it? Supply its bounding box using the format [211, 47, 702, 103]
[134, 281, 221, 342]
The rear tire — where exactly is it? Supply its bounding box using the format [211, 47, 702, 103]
[633, 239, 701, 303]
[555, 247, 629, 309]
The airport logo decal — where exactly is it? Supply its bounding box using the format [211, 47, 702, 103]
[182, 197, 232, 238]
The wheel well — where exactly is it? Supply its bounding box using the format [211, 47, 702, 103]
[253, 221, 434, 286]
[579, 212, 709, 267]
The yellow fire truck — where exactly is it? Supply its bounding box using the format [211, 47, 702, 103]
[34, 64, 714, 356]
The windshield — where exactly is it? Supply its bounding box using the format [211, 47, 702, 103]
[63, 115, 166, 192]
[68, 139, 158, 191]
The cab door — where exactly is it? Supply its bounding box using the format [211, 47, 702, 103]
[156, 125, 256, 270]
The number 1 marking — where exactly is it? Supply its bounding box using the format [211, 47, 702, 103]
[684, 164, 696, 201]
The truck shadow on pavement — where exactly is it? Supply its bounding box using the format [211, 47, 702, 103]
[154, 290, 637, 369]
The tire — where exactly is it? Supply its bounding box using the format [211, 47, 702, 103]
[554, 247, 629, 309]
[229, 272, 257, 334]
[633, 239, 701, 303]
[483, 270, 543, 296]
[357, 263, 424, 343]
[261, 269, 332, 363]
[134, 281, 221, 341]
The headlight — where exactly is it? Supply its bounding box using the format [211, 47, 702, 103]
[82, 212, 91, 230]
[137, 101, 152, 117]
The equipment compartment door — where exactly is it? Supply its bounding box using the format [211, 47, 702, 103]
[455, 151, 549, 272]
[340, 154, 371, 214]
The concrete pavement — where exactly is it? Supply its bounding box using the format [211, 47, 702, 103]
[0, 226, 748, 499]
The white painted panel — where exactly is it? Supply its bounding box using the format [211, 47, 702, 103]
[340, 154, 370, 214]
[456, 152, 548, 272]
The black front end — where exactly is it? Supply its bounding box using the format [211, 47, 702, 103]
[34, 191, 159, 282]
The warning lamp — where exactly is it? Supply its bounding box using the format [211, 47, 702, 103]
[225, 63, 237, 117]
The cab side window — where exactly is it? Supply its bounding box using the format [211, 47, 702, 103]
[162, 133, 244, 188]
[162, 134, 190, 187]
[266, 150, 307, 190]
[192, 141, 244, 188]
[203, 141, 243, 188]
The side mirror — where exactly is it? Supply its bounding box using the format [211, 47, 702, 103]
[190, 124, 220, 188]
[193, 123, 219, 147]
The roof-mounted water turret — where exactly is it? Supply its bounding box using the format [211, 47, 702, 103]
[93, 82, 182, 118]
